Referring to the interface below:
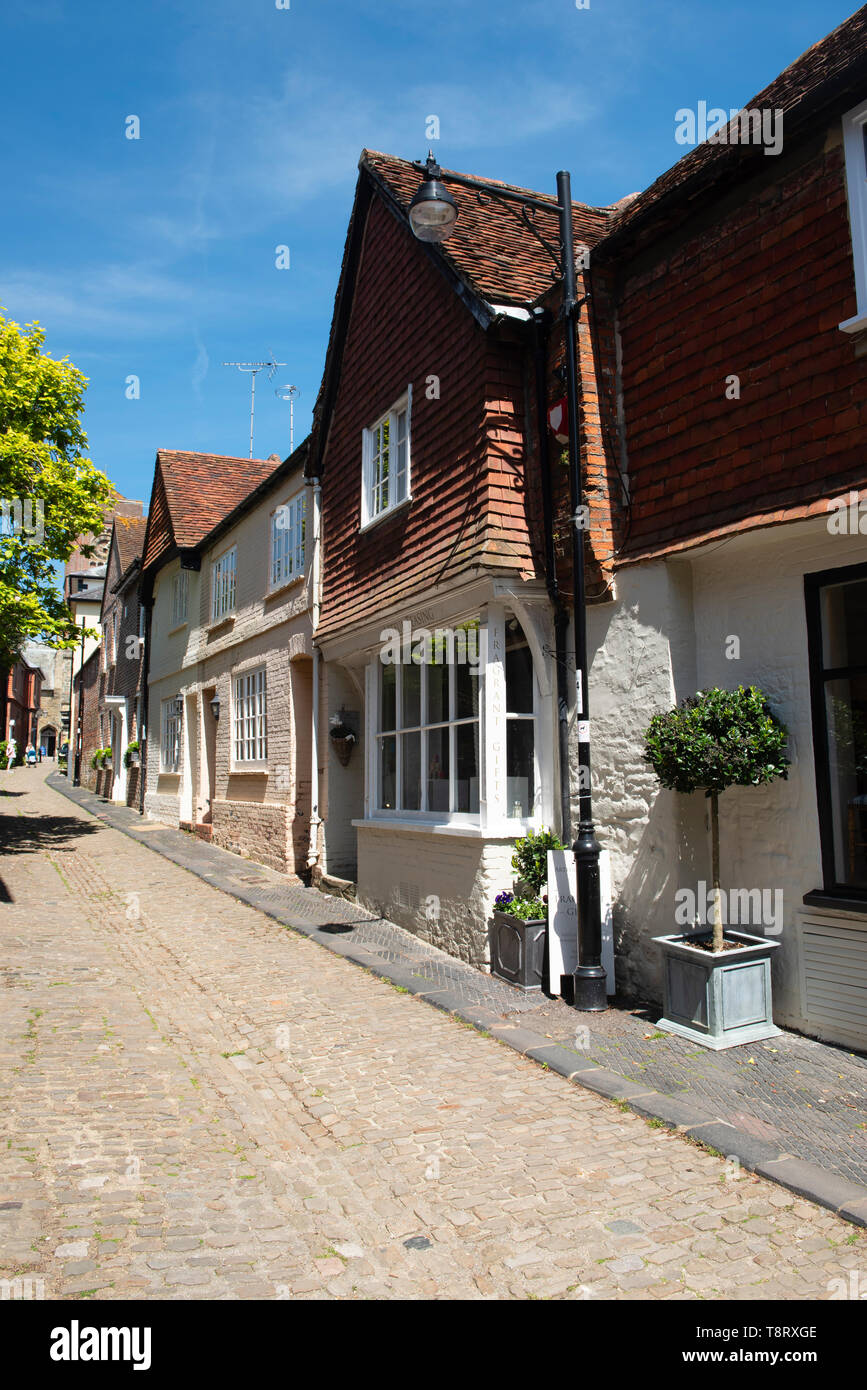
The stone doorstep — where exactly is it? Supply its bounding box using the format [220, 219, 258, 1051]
[46, 770, 867, 1230]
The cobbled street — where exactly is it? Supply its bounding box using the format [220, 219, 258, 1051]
[1, 768, 863, 1301]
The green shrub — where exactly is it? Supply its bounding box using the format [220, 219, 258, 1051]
[510, 827, 567, 898]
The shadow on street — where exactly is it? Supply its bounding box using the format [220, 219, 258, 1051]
[0, 812, 100, 855]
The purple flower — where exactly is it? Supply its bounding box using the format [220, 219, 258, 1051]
[494, 891, 514, 908]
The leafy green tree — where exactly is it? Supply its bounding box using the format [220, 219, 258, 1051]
[0, 311, 114, 666]
[643, 686, 790, 951]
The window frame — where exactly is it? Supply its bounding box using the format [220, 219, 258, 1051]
[360, 387, 412, 529]
[211, 545, 237, 623]
[232, 666, 268, 766]
[374, 635, 481, 824]
[840, 98, 867, 331]
[504, 618, 541, 826]
[170, 569, 188, 628]
[269, 489, 307, 591]
[160, 696, 183, 773]
[805, 559, 867, 901]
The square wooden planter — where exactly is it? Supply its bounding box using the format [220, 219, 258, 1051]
[654, 929, 781, 1050]
[490, 910, 547, 992]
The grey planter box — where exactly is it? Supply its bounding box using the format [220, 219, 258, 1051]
[490, 911, 546, 992]
[654, 929, 781, 1050]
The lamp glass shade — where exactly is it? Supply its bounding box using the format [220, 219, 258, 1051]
[408, 180, 458, 243]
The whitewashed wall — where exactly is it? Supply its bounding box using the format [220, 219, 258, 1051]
[585, 514, 867, 1035]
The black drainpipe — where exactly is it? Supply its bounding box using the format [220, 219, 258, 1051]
[139, 596, 152, 816]
[531, 306, 571, 842]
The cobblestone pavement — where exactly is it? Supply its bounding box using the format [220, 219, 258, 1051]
[1, 769, 864, 1300]
[48, 772, 867, 1195]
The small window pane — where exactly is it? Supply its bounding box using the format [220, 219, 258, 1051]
[456, 659, 480, 721]
[402, 731, 421, 811]
[428, 661, 449, 724]
[380, 736, 396, 809]
[402, 663, 421, 727]
[821, 580, 867, 669]
[507, 720, 535, 818]
[456, 722, 479, 813]
[427, 726, 450, 812]
[381, 664, 396, 731]
[506, 619, 534, 714]
[825, 675, 867, 887]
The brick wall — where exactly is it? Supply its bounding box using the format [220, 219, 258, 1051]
[76, 648, 101, 789]
[612, 126, 867, 558]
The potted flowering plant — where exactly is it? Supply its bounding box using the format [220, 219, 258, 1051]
[329, 711, 357, 767]
[124, 740, 140, 769]
[490, 829, 566, 991]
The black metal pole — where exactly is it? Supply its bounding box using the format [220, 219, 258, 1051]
[557, 170, 607, 1012]
[73, 620, 85, 786]
[531, 307, 571, 844]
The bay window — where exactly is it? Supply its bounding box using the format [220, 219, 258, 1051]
[373, 613, 540, 824]
[377, 625, 480, 817]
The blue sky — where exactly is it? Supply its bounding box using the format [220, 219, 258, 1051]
[2, 0, 858, 509]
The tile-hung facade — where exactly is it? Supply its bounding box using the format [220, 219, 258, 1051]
[141, 444, 313, 875]
[92, 516, 147, 806]
[305, 150, 621, 965]
[306, 6, 867, 1053]
[555, 7, 867, 1050]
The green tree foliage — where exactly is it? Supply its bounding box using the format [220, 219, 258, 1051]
[644, 686, 790, 951]
[0, 311, 114, 665]
[643, 686, 790, 797]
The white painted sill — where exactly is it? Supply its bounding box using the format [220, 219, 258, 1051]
[167, 622, 188, 637]
[359, 495, 413, 536]
[266, 573, 306, 600]
[352, 817, 522, 840]
[206, 614, 236, 634]
[229, 764, 269, 775]
[839, 312, 867, 334]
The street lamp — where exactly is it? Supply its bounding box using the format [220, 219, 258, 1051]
[408, 153, 459, 243]
[408, 153, 608, 1011]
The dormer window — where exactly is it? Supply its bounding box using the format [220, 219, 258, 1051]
[361, 389, 411, 527]
[840, 98, 867, 332]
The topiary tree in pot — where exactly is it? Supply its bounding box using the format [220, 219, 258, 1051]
[644, 685, 790, 950]
[643, 686, 791, 1048]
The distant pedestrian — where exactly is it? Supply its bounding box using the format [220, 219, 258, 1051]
[25, 743, 37, 766]
[6, 738, 16, 771]
[39, 745, 45, 762]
